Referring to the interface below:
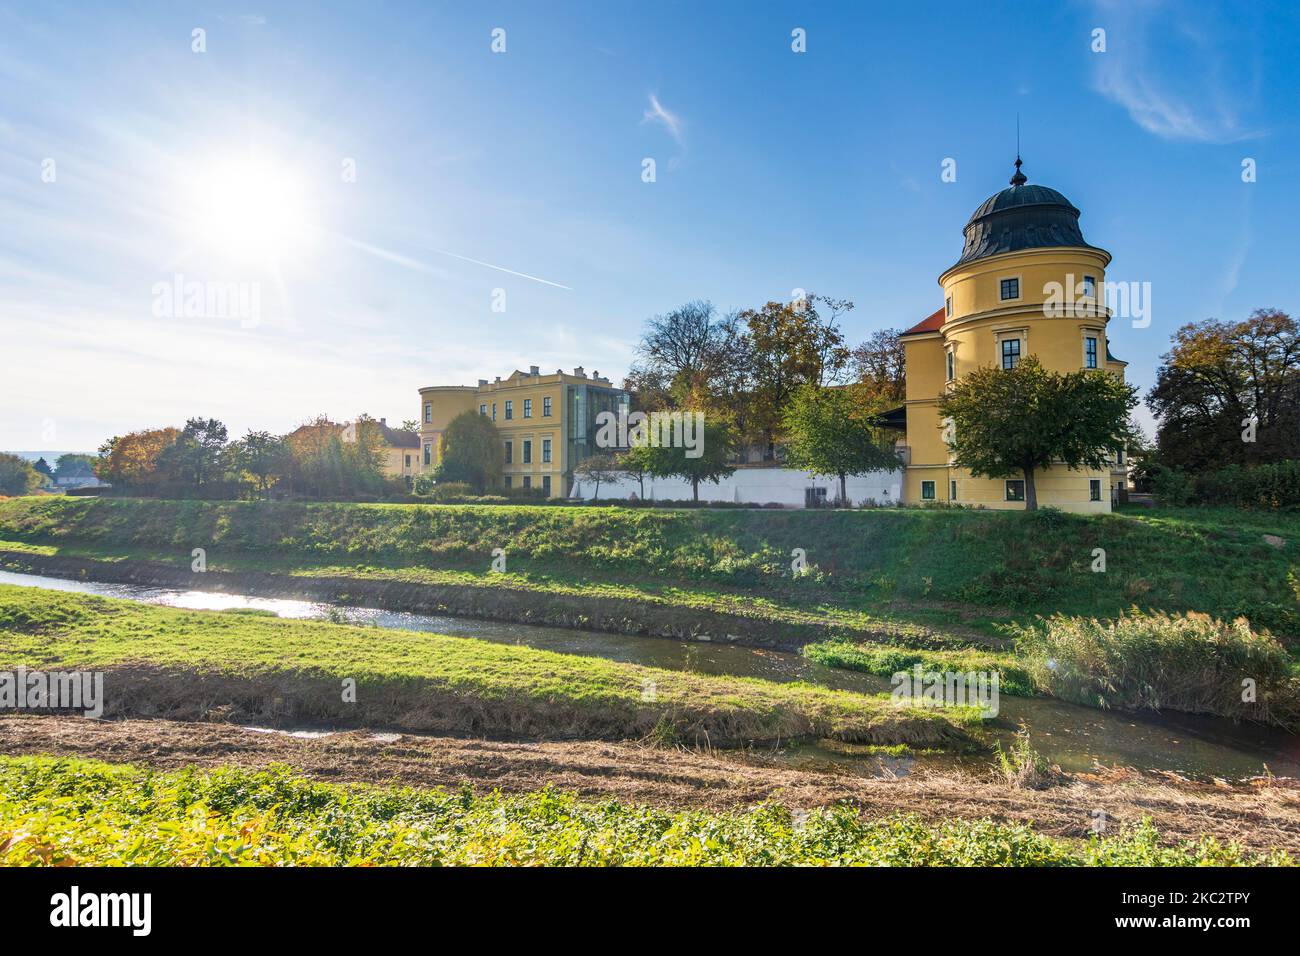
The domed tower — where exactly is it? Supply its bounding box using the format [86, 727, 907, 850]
[898, 159, 1127, 511]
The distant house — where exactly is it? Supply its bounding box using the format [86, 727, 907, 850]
[341, 418, 420, 479]
[53, 461, 103, 491]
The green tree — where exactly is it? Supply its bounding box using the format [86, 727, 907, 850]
[436, 410, 503, 492]
[939, 357, 1137, 511]
[0, 454, 41, 496]
[53, 453, 97, 478]
[32, 457, 54, 479]
[231, 430, 287, 495]
[160, 418, 229, 490]
[643, 419, 737, 502]
[573, 454, 620, 499]
[618, 444, 655, 498]
[782, 384, 902, 505]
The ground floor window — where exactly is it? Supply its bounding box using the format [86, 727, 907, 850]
[523, 476, 531, 489]
[1005, 479, 1025, 502]
[1089, 478, 1101, 501]
[423, 442, 431, 466]
[949, 480, 957, 500]
[404, 454, 411, 469]
[921, 480, 936, 500]
[542, 475, 551, 495]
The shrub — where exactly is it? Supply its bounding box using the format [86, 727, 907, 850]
[993, 724, 1062, 789]
[1012, 610, 1300, 726]
[1194, 460, 1300, 509]
[1150, 466, 1194, 506]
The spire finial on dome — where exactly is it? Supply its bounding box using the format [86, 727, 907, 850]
[1010, 155, 1027, 186]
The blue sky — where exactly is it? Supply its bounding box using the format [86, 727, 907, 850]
[2, 0, 1297, 450]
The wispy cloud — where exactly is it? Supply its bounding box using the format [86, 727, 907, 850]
[1090, 2, 1263, 143]
[642, 94, 684, 146]
[343, 237, 572, 290]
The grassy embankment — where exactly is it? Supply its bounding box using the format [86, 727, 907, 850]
[0, 497, 1297, 719]
[0, 584, 980, 748]
[0, 755, 1287, 866]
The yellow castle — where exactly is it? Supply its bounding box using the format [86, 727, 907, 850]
[899, 159, 1128, 511]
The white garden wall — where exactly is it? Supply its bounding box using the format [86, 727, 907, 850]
[569, 467, 902, 507]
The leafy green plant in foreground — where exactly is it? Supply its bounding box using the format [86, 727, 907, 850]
[0, 757, 1287, 867]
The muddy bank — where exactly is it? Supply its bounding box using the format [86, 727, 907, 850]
[0, 548, 945, 652]
[26, 660, 973, 751]
[3, 714, 1297, 854]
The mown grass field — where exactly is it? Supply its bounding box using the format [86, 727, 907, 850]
[0, 756, 1287, 866]
[0, 584, 980, 748]
[0, 496, 1296, 637]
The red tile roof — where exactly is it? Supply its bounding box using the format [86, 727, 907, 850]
[900, 306, 946, 336]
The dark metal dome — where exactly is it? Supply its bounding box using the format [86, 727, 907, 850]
[953, 160, 1101, 267]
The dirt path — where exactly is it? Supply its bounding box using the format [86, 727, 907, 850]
[3, 715, 1297, 854]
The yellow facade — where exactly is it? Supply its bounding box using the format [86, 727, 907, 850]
[340, 419, 420, 480]
[418, 366, 629, 497]
[901, 162, 1128, 512]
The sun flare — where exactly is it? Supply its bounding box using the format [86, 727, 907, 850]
[185, 155, 315, 264]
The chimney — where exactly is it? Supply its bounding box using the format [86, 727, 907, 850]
[530, 365, 539, 376]
[380, 418, 387, 426]
[574, 366, 585, 378]
[592, 370, 600, 380]
[495, 376, 501, 383]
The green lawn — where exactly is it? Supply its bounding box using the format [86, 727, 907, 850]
[0, 756, 1285, 866]
[0, 584, 980, 748]
[1, 497, 1295, 638]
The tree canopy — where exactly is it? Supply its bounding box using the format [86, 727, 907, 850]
[0, 453, 41, 496]
[782, 384, 901, 504]
[436, 410, 503, 492]
[1147, 309, 1300, 472]
[939, 357, 1136, 510]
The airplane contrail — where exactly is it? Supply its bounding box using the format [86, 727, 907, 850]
[343, 236, 571, 290]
